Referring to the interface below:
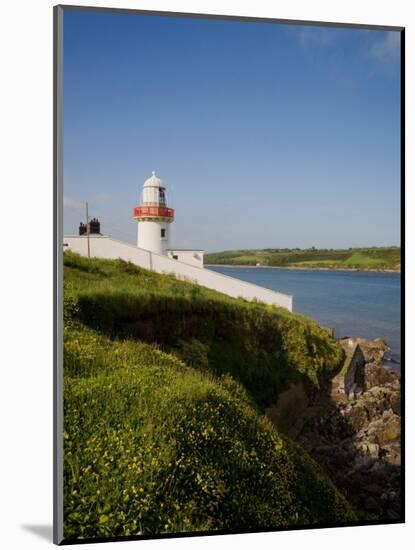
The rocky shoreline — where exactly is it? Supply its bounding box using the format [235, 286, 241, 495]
[278, 337, 401, 521]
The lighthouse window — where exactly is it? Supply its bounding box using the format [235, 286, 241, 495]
[161, 228, 166, 238]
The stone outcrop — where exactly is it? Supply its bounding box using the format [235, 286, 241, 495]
[275, 337, 401, 521]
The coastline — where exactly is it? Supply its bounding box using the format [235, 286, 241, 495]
[206, 264, 400, 274]
[281, 336, 401, 521]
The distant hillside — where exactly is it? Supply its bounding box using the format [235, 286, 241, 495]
[63, 252, 356, 540]
[205, 247, 400, 271]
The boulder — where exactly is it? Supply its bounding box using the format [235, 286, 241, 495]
[366, 413, 400, 446]
[382, 408, 394, 421]
[360, 362, 397, 391]
[380, 414, 401, 445]
[355, 442, 379, 458]
[361, 395, 380, 420]
[389, 390, 401, 415]
[357, 338, 389, 364]
[383, 443, 401, 466]
[289, 335, 401, 522]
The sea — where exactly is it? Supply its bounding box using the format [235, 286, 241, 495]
[209, 266, 401, 371]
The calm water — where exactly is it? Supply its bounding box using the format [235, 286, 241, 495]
[209, 267, 401, 369]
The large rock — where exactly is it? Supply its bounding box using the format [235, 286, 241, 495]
[361, 393, 383, 420]
[355, 385, 399, 421]
[366, 412, 400, 446]
[289, 336, 401, 522]
[360, 361, 398, 391]
[340, 337, 399, 393]
[355, 442, 380, 458]
[383, 442, 401, 466]
[357, 338, 389, 364]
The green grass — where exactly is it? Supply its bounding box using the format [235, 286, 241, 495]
[205, 247, 401, 271]
[63, 252, 356, 540]
[64, 252, 344, 408]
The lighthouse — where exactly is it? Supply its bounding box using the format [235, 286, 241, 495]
[64, 170, 292, 310]
[133, 171, 175, 255]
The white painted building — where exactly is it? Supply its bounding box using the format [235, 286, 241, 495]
[63, 172, 293, 311]
[133, 171, 174, 255]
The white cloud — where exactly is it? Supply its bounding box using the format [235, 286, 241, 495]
[369, 31, 400, 65]
[63, 196, 84, 210]
[295, 26, 335, 47]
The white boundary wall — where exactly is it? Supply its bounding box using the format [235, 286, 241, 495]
[167, 249, 204, 268]
[63, 235, 293, 311]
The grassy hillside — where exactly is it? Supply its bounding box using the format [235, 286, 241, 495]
[204, 247, 400, 271]
[64, 252, 344, 407]
[63, 252, 356, 540]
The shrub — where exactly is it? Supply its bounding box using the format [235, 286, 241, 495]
[62, 252, 354, 541]
[63, 326, 355, 540]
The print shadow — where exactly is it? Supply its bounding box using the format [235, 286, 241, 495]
[21, 524, 53, 542]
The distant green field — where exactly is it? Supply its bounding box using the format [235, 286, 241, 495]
[205, 247, 400, 271]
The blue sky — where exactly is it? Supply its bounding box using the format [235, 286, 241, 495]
[63, 10, 401, 251]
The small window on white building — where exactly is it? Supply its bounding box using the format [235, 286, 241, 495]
[173, 255, 178, 260]
[161, 228, 166, 238]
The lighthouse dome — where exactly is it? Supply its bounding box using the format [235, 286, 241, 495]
[143, 171, 163, 188]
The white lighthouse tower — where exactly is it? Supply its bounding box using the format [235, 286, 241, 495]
[64, 170, 292, 310]
[133, 171, 175, 255]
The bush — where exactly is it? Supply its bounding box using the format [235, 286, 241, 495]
[63, 326, 355, 539]
[174, 338, 210, 371]
[64, 252, 343, 410]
